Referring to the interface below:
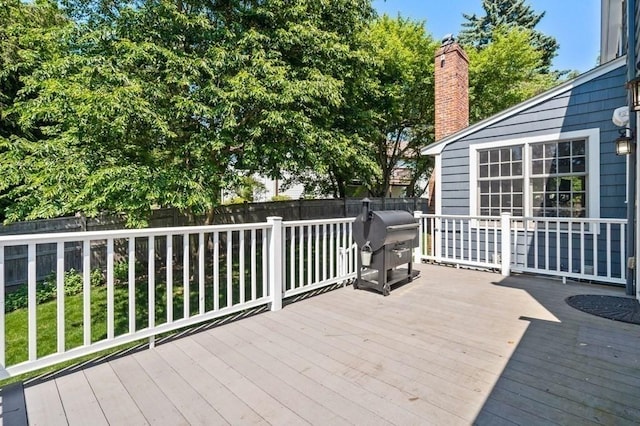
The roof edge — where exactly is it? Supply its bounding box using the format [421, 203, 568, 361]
[422, 55, 627, 156]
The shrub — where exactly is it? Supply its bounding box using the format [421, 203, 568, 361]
[271, 194, 291, 201]
[4, 268, 100, 313]
[113, 260, 129, 284]
[90, 268, 105, 287]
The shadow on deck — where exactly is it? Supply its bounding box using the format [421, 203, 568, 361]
[2, 264, 639, 425]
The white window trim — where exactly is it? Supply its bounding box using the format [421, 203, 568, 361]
[469, 128, 600, 219]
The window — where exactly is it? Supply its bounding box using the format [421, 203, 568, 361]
[530, 140, 586, 217]
[478, 146, 524, 216]
[469, 129, 599, 219]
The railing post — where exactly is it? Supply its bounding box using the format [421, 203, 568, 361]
[501, 213, 511, 277]
[413, 211, 423, 263]
[435, 216, 442, 262]
[267, 216, 283, 311]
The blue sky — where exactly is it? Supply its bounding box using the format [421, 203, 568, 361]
[372, 0, 601, 73]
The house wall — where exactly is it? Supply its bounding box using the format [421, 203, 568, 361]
[439, 64, 628, 218]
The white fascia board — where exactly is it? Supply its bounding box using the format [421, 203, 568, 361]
[422, 56, 626, 156]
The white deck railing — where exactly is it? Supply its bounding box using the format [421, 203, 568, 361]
[415, 213, 627, 285]
[0, 217, 356, 377]
[1, 211, 627, 377]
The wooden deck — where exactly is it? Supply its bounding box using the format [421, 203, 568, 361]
[2, 264, 640, 425]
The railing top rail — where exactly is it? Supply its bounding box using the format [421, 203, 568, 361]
[517, 216, 627, 224]
[419, 214, 502, 221]
[0, 222, 270, 245]
[284, 217, 356, 227]
[419, 214, 627, 225]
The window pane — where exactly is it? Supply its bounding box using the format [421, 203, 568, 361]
[502, 194, 511, 207]
[479, 151, 489, 164]
[546, 177, 558, 191]
[512, 146, 522, 161]
[490, 164, 499, 177]
[501, 163, 510, 177]
[545, 193, 556, 207]
[479, 164, 488, 178]
[558, 158, 571, 173]
[532, 160, 544, 175]
[513, 179, 523, 192]
[558, 141, 571, 157]
[558, 193, 571, 207]
[544, 143, 556, 158]
[572, 157, 585, 172]
[532, 178, 544, 192]
[501, 180, 511, 192]
[532, 144, 544, 159]
[573, 194, 584, 207]
[491, 195, 500, 206]
[500, 148, 511, 161]
[480, 195, 490, 207]
[532, 193, 544, 207]
[572, 177, 585, 191]
[573, 140, 585, 155]
[490, 180, 500, 192]
[513, 195, 523, 208]
[545, 159, 556, 174]
[512, 161, 522, 176]
[490, 149, 499, 162]
[480, 181, 490, 193]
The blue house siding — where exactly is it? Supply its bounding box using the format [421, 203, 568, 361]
[439, 63, 628, 219]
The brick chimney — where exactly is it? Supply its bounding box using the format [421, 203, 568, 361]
[434, 36, 469, 141]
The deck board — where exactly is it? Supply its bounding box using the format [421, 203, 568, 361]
[54, 369, 108, 425]
[22, 379, 67, 426]
[10, 264, 640, 425]
[132, 349, 229, 425]
[109, 353, 189, 425]
[153, 342, 267, 425]
[82, 362, 149, 425]
[172, 336, 306, 425]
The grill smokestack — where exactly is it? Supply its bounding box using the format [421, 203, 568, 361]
[434, 35, 469, 141]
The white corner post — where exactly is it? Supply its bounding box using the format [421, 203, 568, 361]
[413, 211, 423, 263]
[267, 216, 283, 311]
[500, 213, 511, 277]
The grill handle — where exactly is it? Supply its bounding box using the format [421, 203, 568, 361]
[386, 223, 419, 231]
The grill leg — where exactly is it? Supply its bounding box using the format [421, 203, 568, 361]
[382, 283, 390, 296]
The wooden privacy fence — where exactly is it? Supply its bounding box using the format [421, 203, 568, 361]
[0, 198, 426, 288]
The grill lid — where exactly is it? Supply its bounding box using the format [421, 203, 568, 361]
[353, 209, 418, 251]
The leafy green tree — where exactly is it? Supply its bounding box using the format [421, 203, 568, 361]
[0, 0, 70, 221]
[467, 26, 558, 123]
[458, 0, 559, 72]
[2, 0, 375, 225]
[357, 15, 439, 197]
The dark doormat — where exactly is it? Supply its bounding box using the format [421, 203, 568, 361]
[566, 295, 640, 325]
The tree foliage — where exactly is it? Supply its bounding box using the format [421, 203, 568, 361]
[356, 15, 438, 197]
[1, 0, 375, 225]
[467, 26, 559, 123]
[458, 0, 559, 72]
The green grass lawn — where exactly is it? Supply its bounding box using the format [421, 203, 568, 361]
[4, 263, 266, 368]
[1, 237, 350, 385]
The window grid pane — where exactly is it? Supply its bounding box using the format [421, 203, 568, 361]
[478, 146, 524, 217]
[529, 139, 587, 218]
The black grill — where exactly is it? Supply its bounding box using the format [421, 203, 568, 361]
[352, 198, 420, 296]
